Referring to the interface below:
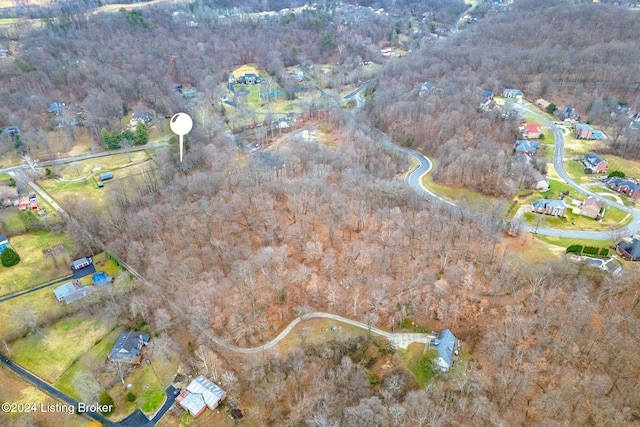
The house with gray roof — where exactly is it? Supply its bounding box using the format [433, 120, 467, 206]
[502, 88, 523, 102]
[616, 237, 640, 261]
[176, 375, 227, 417]
[532, 199, 567, 216]
[108, 331, 150, 364]
[53, 281, 91, 304]
[430, 329, 458, 372]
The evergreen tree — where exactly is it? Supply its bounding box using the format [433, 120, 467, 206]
[135, 122, 148, 145]
[1, 248, 20, 267]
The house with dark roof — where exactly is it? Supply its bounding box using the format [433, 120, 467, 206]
[108, 331, 150, 364]
[532, 199, 567, 216]
[419, 81, 435, 97]
[523, 123, 542, 139]
[176, 375, 227, 417]
[237, 73, 260, 85]
[575, 123, 593, 139]
[604, 177, 640, 198]
[430, 329, 458, 372]
[582, 153, 607, 174]
[616, 237, 640, 261]
[514, 140, 540, 156]
[564, 107, 579, 121]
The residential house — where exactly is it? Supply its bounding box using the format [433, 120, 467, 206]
[523, 123, 542, 139]
[575, 123, 593, 139]
[514, 140, 540, 156]
[564, 107, 580, 121]
[237, 73, 260, 85]
[419, 81, 435, 97]
[604, 177, 640, 198]
[0, 49, 8, 58]
[535, 99, 551, 110]
[480, 89, 493, 101]
[616, 237, 640, 261]
[502, 88, 524, 102]
[532, 199, 567, 216]
[71, 257, 92, 270]
[481, 99, 500, 112]
[582, 153, 607, 174]
[47, 102, 65, 115]
[578, 196, 603, 219]
[108, 331, 150, 364]
[430, 329, 458, 372]
[18, 197, 29, 211]
[182, 88, 197, 98]
[4, 126, 19, 135]
[530, 170, 549, 191]
[176, 375, 227, 417]
[53, 281, 91, 304]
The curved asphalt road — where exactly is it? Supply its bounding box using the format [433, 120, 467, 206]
[514, 104, 640, 238]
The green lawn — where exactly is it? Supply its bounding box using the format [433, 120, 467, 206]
[605, 154, 640, 178]
[421, 171, 500, 209]
[55, 329, 120, 399]
[535, 234, 615, 249]
[108, 357, 176, 420]
[396, 343, 437, 388]
[0, 230, 74, 296]
[10, 315, 116, 383]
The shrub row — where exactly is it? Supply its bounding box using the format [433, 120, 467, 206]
[566, 245, 609, 256]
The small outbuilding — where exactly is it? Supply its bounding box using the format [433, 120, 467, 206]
[72, 257, 92, 270]
[99, 172, 113, 181]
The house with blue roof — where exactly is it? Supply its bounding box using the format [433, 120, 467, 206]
[430, 329, 458, 372]
[575, 123, 594, 139]
[514, 140, 540, 156]
[532, 198, 567, 216]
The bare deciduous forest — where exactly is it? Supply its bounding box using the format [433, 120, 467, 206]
[1, 0, 640, 425]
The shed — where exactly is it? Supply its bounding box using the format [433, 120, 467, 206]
[99, 172, 113, 181]
[72, 257, 92, 270]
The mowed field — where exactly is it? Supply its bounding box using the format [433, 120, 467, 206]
[10, 315, 117, 383]
[0, 367, 92, 427]
[0, 230, 74, 296]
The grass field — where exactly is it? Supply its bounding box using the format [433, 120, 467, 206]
[40, 152, 156, 212]
[535, 234, 616, 249]
[396, 343, 436, 388]
[55, 329, 120, 399]
[0, 230, 74, 295]
[10, 315, 117, 383]
[108, 356, 176, 420]
[421, 170, 500, 209]
[0, 367, 92, 427]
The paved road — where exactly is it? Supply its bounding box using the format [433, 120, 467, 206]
[515, 104, 640, 238]
[0, 353, 115, 426]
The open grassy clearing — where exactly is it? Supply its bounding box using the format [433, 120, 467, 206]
[53, 151, 149, 179]
[41, 153, 156, 212]
[272, 317, 378, 354]
[421, 169, 500, 209]
[0, 230, 74, 295]
[55, 328, 120, 399]
[108, 356, 177, 420]
[522, 206, 631, 231]
[0, 367, 91, 427]
[10, 315, 116, 383]
[534, 234, 615, 249]
[395, 343, 436, 388]
[605, 154, 640, 178]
